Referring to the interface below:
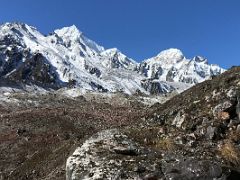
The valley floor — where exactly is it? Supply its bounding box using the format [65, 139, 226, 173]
[0, 91, 151, 179]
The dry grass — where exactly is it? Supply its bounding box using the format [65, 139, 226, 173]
[155, 137, 176, 151]
[217, 111, 230, 121]
[124, 127, 163, 145]
[229, 131, 240, 143]
[125, 127, 176, 151]
[219, 140, 240, 165]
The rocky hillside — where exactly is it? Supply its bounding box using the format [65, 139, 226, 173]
[66, 66, 240, 180]
[0, 66, 239, 179]
[0, 22, 224, 95]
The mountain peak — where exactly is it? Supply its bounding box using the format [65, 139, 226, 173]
[192, 56, 208, 63]
[101, 48, 132, 60]
[0, 22, 32, 32]
[54, 25, 82, 40]
[67, 25, 81, 33]
[101, 48, 128, 60]
[102, 48, 120, 55]
[156, 48, 184, 61]
[53, 25, 104, 53]
[1, 22, 26, 27]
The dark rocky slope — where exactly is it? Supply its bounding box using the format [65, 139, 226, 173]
[67, 66, 240, 179]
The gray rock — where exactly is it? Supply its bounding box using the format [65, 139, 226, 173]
[236, 124, 240, 133]
[226, 88, 238, 100]
[171, 110, 186, 128]
[66, 129, 239, 180]
[143, 172, 165, 180]
[213, 101, 233, 117]
[162, 158, 226, 180]
[141, 79, 175, 95]
[113, 146, 138, 156]
[66, 129, 161, 180]
[236, 97, 240, 120]
[205, 126, 218, 140]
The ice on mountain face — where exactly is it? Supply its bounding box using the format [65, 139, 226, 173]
[81, 35, 105, 53]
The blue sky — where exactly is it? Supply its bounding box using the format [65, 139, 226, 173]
[0, 0, 239, 68]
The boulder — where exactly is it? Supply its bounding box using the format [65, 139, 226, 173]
[66, 129, 162, 180]
[213, 101, 233, 118]
[205, 126, 218, 140]
[171, 110, 186, 128]
[237, 97, 240, 120]
[141, 79, 175, 95]
[226, 88, 238, 100]
[236, 124, 240, 133]
[66, 129, 237, 180]
[161, 158, 226, 180]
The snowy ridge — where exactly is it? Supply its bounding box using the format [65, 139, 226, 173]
[0, 22, 225, 95]
[139, 48, 225, 84]
[100, 48, 138, 70]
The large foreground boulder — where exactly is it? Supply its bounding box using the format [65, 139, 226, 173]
[66, 129, 163, 180]
[66, 129, 237, 180]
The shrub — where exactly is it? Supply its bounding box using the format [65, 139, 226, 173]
[155, 137, 176, 151]
[219, 140, 240, 165]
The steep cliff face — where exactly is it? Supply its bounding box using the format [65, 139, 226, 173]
[0, 23, 60, 88]
[140, 79, 176, 94]
[6, 53, 59, 88]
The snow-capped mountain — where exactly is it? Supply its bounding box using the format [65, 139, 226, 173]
[0, 22, 225, 95]
[0, 22, 146, 94]
[138, 48, 225, 84]
[100, 48, 137, 70]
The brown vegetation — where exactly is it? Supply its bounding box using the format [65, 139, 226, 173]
[154, 137, 176, 151]
[219, 140, 240, 165]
